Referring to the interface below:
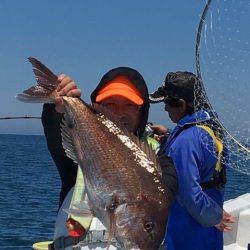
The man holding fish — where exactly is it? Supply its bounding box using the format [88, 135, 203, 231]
[17, 58, 177, 249]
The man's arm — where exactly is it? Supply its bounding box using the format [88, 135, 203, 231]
[41, 74, 81, 208]
[42, 104, 78, 208]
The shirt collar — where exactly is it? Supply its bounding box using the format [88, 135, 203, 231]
[160, 110, 212, 152]
[177, 110, 211, 128]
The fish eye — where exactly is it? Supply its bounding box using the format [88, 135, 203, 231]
[144, 221, 154, 233]
[107, 202, 118, 213]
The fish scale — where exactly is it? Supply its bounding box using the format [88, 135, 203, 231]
[66, 102, 143, 196]
[62, 97, 166, 216]
[65, 99, 161, 200]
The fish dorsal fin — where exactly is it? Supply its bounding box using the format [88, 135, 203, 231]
[61, 118, 78, 163]
[28, 57, 58, 91]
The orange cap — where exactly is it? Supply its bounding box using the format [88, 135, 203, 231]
[95, 75, 144, 105]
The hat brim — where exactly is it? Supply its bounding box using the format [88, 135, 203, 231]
[96, 89, 144, 105]
[149, 93, 165, 104]
[149, 85, 167, 104]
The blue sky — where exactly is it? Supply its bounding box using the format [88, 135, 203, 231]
[0, 0, 248, 136]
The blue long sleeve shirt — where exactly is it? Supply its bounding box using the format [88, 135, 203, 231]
[161, 110, 224, 250]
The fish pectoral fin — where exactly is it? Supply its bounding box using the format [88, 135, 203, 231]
[107, 212, 116, 250]
[63, 208, 93, 218]
[61, 119, 78, 163]
[105, 201, 119, 249]
[63, 201, 94, 218]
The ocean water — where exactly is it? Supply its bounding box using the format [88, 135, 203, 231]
[0, 134, 250, 249]
[0, 135, 59, 249]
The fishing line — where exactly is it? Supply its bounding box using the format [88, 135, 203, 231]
[0, 116, 40, 120]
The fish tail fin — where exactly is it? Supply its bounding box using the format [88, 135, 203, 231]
[16, 57, 59, 103]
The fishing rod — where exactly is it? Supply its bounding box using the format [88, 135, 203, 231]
[0, 115, 41, 120]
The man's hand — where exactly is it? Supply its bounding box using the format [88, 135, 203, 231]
[55, 74, 82, 113]
[150, 124, 169, 143]
[215, 210, 236, 232]
[150, 124, 168, 135]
